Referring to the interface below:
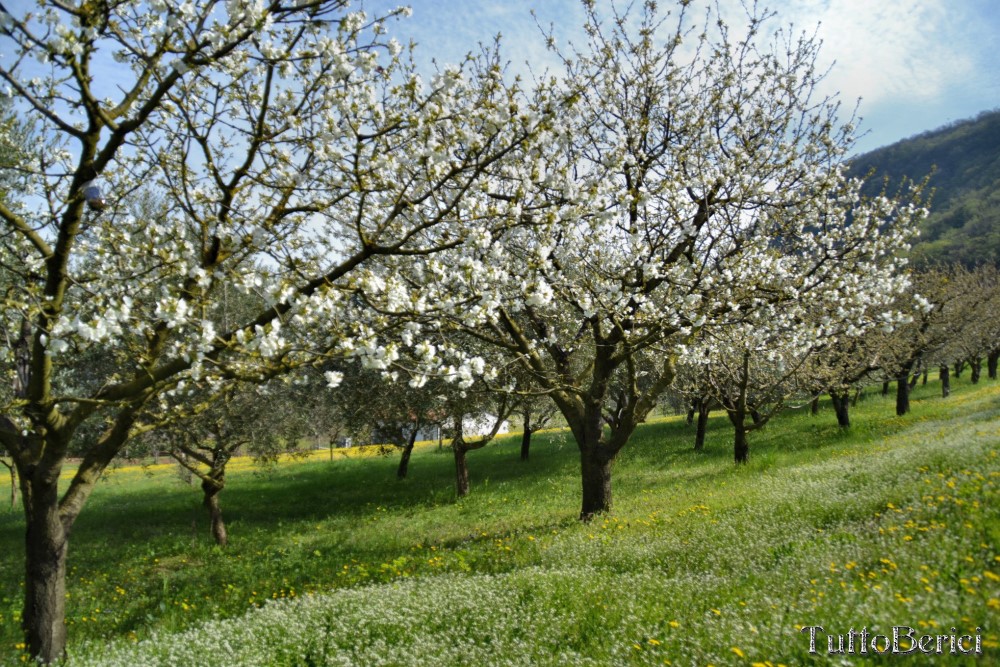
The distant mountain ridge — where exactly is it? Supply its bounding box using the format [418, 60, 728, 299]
[847, 108, 1000, 267]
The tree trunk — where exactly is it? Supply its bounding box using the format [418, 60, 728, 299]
[726, 352, 752, 464]
[896, 365, 913, 416]
[579, 447, 613, 521]
[829, 390, 850, 428]
[988, 350, 999, 380]
[520, 408, 531, 461]
[10, 397, 138, 663]
[449, 406, 508, 497]
[694, 398, 710, 451]
[397, 429, 417, 479]
[881, 381, 890, 396]
[21, 471, 69, 664]
[453, 445, 470, 497]
[954, 360, 965, 378]
[908, 372, 920, 389]
[970, 357, 982, 384]
[921, 369, 928, 386]
[686, 400, 696, 426]
[201, 479, 227, 547]
[940, 365, 950, 398]
[729, 410, 749, 464]
[810, 395, 819, 415]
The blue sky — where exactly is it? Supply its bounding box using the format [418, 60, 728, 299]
[4, 0, 997, 154]
[365, 0, 1000, 154]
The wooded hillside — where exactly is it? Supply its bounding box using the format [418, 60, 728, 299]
[849, 109, 1000, 267]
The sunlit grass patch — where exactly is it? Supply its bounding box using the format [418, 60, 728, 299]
[1, 377, 998, 664]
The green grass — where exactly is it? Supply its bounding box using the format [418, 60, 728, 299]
[1, 377, 998, 665]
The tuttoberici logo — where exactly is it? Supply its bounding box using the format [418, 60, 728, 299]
[800, 625, 983, 656]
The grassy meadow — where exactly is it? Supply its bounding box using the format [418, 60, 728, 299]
[1, 377, 998, 665]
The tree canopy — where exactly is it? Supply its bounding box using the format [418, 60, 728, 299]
[0, 0, 931, 661]
[0, 0, 550, 660]
[365, 1, 923, 518]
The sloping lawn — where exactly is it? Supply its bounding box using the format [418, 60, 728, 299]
[1, 378, 997, 665]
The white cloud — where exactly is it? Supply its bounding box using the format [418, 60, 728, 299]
[367, 0, 996, 148]
[372, 1, 977, 107]
[769, 0, 975, 105]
